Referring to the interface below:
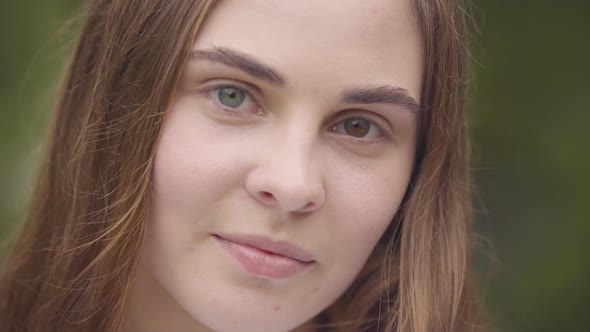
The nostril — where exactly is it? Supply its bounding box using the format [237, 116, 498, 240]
[259, 191, 275, 202]
[301, 202, 315, 211]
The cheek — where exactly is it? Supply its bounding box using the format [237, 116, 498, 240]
[150, 105, 253, 213]
[145, 107, 256, 264]
[151, 138, 230, 209]
[325, 156, 412, 268]
[303, 158, 411, 306]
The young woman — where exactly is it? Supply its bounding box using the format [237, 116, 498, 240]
[0, 0, 485, 331]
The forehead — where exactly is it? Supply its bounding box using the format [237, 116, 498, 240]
[193, 0, 424, 100]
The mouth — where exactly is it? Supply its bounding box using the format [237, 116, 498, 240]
[212, 234, 316, 280]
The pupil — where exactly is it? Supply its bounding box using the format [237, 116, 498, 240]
[219, 88, 245, 108]
[344, 118, 370, 137]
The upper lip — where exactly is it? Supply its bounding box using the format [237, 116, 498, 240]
[214, 233, 316, 263]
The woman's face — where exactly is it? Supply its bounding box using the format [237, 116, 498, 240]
[132, 0, 423, 331]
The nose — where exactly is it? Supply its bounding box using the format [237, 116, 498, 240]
[245, 132, 325, 214]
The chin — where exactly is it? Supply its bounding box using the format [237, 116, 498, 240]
[190, 310, 313, 332]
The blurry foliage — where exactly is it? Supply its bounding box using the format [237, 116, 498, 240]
[469, 1, 590, 331]
[0, 1, 82, 238]
[0, 1, 588, 331]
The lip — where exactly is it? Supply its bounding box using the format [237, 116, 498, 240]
[213, 233, 316, 279]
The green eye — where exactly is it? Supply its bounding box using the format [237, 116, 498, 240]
[218, 87, 245, 108]
[343, 117, 371, 137]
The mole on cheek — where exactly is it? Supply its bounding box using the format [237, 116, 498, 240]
[272, 304, 280, 312]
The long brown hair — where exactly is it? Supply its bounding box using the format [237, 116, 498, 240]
[0, 1, 485, 331]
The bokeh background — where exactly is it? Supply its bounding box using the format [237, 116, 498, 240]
[1, 1, 588, 331]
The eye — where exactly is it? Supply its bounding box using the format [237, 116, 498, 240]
[329, 116, 386, 141]
[205, 85, 263, 115]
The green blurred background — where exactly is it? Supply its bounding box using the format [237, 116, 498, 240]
[1, 1, 588, 331]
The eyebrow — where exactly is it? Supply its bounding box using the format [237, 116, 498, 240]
[341, 86, 420, 113]
[190, 47, 420, 113]
[190, 47, 286, 86]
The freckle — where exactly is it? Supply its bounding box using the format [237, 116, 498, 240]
[232, 320, 237, 325]
[312, 286, 320, 292]
[273, 304, 280, 312]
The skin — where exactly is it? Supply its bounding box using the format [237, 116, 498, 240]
[126, 0, 423, 331]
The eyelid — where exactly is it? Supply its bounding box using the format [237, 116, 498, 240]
[197, 78, 264, 100]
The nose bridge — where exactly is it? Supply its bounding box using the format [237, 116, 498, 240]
[247, 119, 325, 213]
[274, 125, 317, 186]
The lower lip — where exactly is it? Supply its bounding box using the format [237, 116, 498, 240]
[214, 236, 313, 280]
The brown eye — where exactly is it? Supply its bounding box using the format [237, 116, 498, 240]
[343, 118, 371, 137]
[328, 116, 385, 141]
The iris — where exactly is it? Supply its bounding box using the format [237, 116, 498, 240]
[218, 87, 245, 108]
[343, 118, 371, 137]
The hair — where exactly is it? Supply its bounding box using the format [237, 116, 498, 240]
[0, 0, 485, 331]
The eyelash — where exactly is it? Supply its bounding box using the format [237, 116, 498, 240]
[204, 84, 394, 142]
